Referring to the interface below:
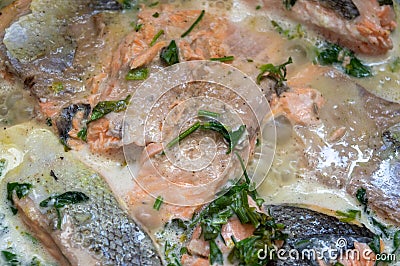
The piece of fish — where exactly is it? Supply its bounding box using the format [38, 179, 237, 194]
[159, 204, 375, 266]
[281, 0, 397, 55]
[0, 123, 161, 265]
[269, 205, 374, 266]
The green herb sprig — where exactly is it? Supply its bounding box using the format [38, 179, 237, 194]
[181, 10, 205, 37]
[257, 57, 293, 85]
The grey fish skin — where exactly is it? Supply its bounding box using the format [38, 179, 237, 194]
[315, 0, 360, 20]
[268, 205, 374, 266]
[0, 124, 161, 266]
[288, 0, 360, 20]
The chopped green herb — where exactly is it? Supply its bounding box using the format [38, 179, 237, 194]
[181, 10, 205, 37]
[148, 1, 159, 7]
[283, 0, 297, 9]
[77, 127, 87, 142]
[126, 68, 149, 80]
[46, 118, 52, 127]
[89, 95, 131, 122]
[209, 239, 223, 265]
[247, 59, 254, 62]
[152, 12, 159, 18]
[197, 110, 220, 119]
[166, 121, 201, 149]
[256, 5, 261, 9]
[0, 159, 6, 177]
[370, 217, 389, 237]
[150, 29, 164, 46]
[1, 250, 19, 266]
[164, 241, 182, 266]
[394, 230, 400, 252]
[271, 21, 304, 39]
[335, 209, 361, 223]
[334, 263, 344, 266]
[257, 57, 293, 85]
[50, 82, 64, 93]
[369, 235, 381, 254]
[40, 191, 89, 229]
[153, 196, 163, 211]
[160, 40, 180, 66]
[316, 43, 372, 78]
[7, 182, 33, 214]
[210, 56, 235, 62]
[134, 23, 143, 32]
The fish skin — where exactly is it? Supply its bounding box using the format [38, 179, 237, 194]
[0, 123, 161, 265]
[312, 0, 360, 20]
[268, 205, 374, 266]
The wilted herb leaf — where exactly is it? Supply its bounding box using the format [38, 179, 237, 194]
[257, 57, 293, 85]
[160, 40, 179, 66]
[90, 95, 131, 122]
[316, 43, 372, 78]
[7, 182, 33, 214]
[40, 191, 89, 229]
[1, 250, 19, 266]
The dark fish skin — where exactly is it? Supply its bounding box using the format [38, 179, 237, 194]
[268, 205, 374, 266]
[56, 103, 91, 147]
[314, 0, 360, 20]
